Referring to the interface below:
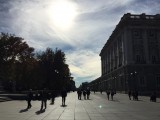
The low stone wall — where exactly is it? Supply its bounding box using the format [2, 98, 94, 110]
[0, 94, 26, 100]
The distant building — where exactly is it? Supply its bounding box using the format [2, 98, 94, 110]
[90, 13, 160, 95]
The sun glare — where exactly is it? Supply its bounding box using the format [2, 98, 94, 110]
[48, 0, 77, 30]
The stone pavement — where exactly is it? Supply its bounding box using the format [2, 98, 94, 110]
[0, 92, 160, 120]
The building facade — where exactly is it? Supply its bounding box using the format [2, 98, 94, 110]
[90, 13, 160, 95]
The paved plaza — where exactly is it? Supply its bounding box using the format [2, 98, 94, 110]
[0, 92, 160, 120]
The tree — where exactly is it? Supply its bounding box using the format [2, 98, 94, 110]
[54, 49, 72, 90]
[36, 48, 73, 90]
[0, 33, 75, 91]
[36, 48, 55, 89]
[0, 33, 34, 91]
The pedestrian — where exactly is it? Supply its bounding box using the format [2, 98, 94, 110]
[150, 92, 156, 102]
[51, 90, 56, 104]
[135, 91, 138, 101]
[27, 89, 33, 109]
[132, 91, 135, 100]
[77, 89, 82, 100]
[61, 88, 67, 106]
[128, 90, 131, 100]
[40, 88, 48, 111]
[111, 90, 114, 100]
[100, 89, 103, 94]
[86, 88, 90, 100]
[83, 90, 86, 100]
[106, 90, 110, 100]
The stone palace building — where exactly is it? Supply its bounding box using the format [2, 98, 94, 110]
[89, 13, 160, 95]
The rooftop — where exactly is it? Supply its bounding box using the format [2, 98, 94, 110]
[100, 13, 160, 56]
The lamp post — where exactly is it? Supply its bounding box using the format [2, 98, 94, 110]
[130, 71, 137, 91]
[112, 76, 116, 90]
[54, 69, 59, 90]
[134, 71, 137, 90]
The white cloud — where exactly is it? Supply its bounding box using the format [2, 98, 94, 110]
[76, 0, 134, 13]
[66, 49, 101, 87]
[1, 0, 160, 87]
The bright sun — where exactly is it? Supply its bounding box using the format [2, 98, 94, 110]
[48, 0, 77, 30]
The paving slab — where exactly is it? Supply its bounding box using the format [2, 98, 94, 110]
[0, 92, 160, 120]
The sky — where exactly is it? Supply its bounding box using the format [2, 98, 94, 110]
[0, 0, 160, 87]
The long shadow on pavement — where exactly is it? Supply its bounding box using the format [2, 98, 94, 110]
[19, 108, 28, 113]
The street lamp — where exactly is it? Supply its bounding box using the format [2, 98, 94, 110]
[130, 71, 138, 91]
[55, 69, 59, 74]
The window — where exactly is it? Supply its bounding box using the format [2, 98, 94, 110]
[136, 55, 141, 63]
[149, 31, 154, 37]
[152, 55, 156, 64]
[132, 29, 142, 39]
[147, 29, 157, 39]
[135, 16, 140, 19]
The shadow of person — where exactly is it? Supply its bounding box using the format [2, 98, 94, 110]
[35, 109, 45, 115]
[61, 105, 67, 107]
[19, 108, 28, 113]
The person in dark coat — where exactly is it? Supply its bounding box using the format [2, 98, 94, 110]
[27, 89, 33, 109]
[135, 91, 138, 101]
[106, 90, 110, 100]
[86, 88, 90, 100]
[40, 88, 48, 111]
[111, 90, 114, 100]
[150, 92, 157, 102]
[83, 90, 86, 100]
[77, 89, 82, 100]
[51, 91, 56, 104]
[100, 89, 103, 94]
[128, 90, 131, 100]
[132, 91, 136, 100]
[61, 88, 67, 106]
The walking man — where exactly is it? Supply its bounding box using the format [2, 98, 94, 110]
[61, 88, 67, 106]
[83, 90, 86, 100]
[106, 90, 110, 100]
[100, 89, 103, 94]
[40, 88, 48, 111]
[27, 89, 33, 109]
[77, 89, 82, 100]
[86, 88, 90, 100]
[128, 90, 131, 100]
[111, 90, 114, 100]
[51, 90, 56, 104]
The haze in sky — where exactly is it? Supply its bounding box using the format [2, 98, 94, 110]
[0, 0, 160, 87]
